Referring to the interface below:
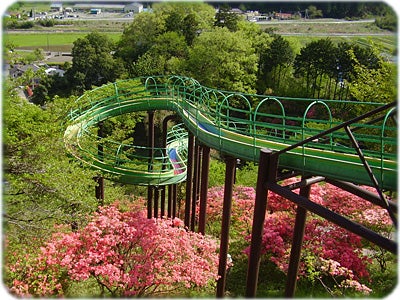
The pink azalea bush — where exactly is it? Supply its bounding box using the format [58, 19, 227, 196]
[6, 201, 219, 297]
[202, 180, 393, 295]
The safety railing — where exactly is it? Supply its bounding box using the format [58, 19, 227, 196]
[65, 75, 397, 188]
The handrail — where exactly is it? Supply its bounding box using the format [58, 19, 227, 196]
[64, 75, 397, 188]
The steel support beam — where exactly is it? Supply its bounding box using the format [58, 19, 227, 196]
[154, 188, 159, 218]
[191, 142, 201, 231]
[184, 133, 195, 227]
[269, 182, 397, 254]
[246, 149, 279, 297]
[168, 185, 173, 218]
[172, 184, 177, 219]
[95, 121, 105, 205]
[216, 156, 237, 297]
[161, 187, 166, 217]
[198, 145, 211, 234]
[147, 110, 155, 219]
[285, 181, 311, 297]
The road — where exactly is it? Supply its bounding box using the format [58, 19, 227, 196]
[256, 18, 376, 25]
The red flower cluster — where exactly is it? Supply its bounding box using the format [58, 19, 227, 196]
[7, 203, 219, 297]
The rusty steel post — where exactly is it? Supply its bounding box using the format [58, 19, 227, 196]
[95, 122, 105, 206]
[147, 111, 155, 219]
[198, 145, 210, 235]
[216, 156, 237, 297]
[167, 185, 173, 218]
[172, 184, 177, 219]
[154, 187, 159, 218]
[285, 181, 310, 297]
[184, 133, 195, 227]
[161, 187, 166, 217]
[191, 142, 201, 231]
[246, 149, 278, 297]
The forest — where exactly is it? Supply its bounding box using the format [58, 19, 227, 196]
[3, 1, 397, 298]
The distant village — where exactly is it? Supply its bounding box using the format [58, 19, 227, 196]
[7, 2, 303, 22]
[5, 1, 305, 100]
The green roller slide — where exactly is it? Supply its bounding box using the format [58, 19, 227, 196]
[64, 76, 397, 190]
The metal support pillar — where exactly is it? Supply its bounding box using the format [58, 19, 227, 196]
[161, 115, 176, 219]
[246, 149, 279, 297]
[154, 188, 159, 218]
[285, 181, 311, 297]
[147, 188, 153, 219]
[184, 133, 195, 227]
[161, 187, 166, 217]
[172, 184, 177, 219]
[147, 110, 155, 219]
[198, 145, 211, 234]
[216, 156, 237, 297]
[95, 122, 105, 206]
[95, 176, 104, 205]
[168, 185, 173, 218]
[191, 142, 201, 231]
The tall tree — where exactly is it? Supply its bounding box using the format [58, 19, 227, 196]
[258, 35, 294, 93]
[214, 4, 241, 32]
[347, 48, 395, 104]
[116, 13, 166, 74]
[3, 90, 99, 245]
[185, 27, 258, 93]
[67, 32, 124, 92]
[293, 38, 336, 98]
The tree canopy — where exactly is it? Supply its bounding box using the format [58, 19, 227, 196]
[67, 32, 125, 91]
[185, 27, 258, 93]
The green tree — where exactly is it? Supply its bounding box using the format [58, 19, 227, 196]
[132, 31, 188, 76]
[30, 83, 48, 106]
[116, 12, 166, 69]
[185, 27, 258, 93]
[258, 35, 294, 93]
[347, 48, 396, 104]
[294, 38, 336, 98]
[307, 5, 323, 18]
[67, 32, 125, 91]
[3, 91, 99, 245]
[152, 1, 215, 32]
[214, 4, 241, 32]
[182, 13, 200, 46]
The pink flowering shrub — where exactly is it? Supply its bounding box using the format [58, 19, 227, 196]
[6, 202, 219, 297]
[202, 180, 393, 295]
[202, 186, 256, 236]
[316, 258, 373, 296]
[6, 243, 67, 297]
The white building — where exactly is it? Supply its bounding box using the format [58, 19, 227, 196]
[50, 3, 63, 12]
[124, 3, 143, 14]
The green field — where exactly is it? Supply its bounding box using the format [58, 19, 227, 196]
[3, 17, 396, 56]
[284, 35, 397, 56]
[4, 32, 122, 51]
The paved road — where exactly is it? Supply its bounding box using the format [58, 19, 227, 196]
[256, 18, 376, 25]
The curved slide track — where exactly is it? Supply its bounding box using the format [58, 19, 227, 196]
[64, 76, 397, 190]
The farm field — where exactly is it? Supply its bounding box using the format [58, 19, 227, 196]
[4, 32, 122, 52]
[4, 18, 396, 57]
